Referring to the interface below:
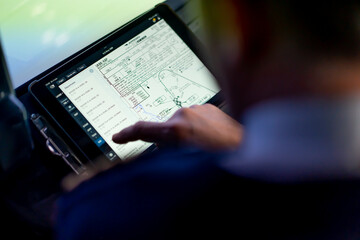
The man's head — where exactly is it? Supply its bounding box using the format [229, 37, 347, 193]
[197, 0, 360, 118]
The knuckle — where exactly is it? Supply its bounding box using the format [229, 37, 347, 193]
[173, 107, 197, 121]
[177, 108, 186, 114]
[189, 104, 200, 109]
[182, 107, 194, 116]
[177, 107, 190, 117]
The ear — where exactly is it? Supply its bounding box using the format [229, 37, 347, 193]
[227, 0, 271, 66]
[199, 0, 271, 69]
[197, 0, 245, 80]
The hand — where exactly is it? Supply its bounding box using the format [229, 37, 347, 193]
[112, 104, 243, 150]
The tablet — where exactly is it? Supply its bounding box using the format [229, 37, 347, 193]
[29, 4, 222, 162]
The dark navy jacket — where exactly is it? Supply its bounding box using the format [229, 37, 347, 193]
[56, 148, 360, 240]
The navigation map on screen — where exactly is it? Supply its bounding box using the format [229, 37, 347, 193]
[47, 15, 219, 160]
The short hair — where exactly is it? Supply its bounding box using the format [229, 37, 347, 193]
[201, 0, 360, 57]
[267, 1, 360, 56]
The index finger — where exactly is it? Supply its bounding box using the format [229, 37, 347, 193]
[112, 121, 175, 144]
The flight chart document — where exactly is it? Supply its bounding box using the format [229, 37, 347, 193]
[59, 19, 219, 160]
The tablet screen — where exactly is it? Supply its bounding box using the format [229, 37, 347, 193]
[45, 14, 219, 161]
